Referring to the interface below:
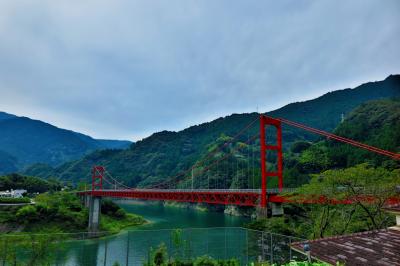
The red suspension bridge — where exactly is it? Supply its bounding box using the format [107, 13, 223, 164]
[79, 115, 400, 210]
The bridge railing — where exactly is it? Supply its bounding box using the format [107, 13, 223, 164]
[82, 188, 298, 194]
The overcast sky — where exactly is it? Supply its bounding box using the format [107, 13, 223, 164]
[0, 1, 399, 141]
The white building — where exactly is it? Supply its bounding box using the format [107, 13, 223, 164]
[0, 189, 27, 198]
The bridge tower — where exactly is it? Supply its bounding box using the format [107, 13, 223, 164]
[260, 115, 283, 209]
[92, 165, 104, 191]
[88, 165, 104, 233]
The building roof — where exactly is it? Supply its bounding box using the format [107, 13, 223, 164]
[382, 204, 400, 213]
[292, 228, 400, 266]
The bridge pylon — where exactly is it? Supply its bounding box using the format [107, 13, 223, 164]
[260, 115, 283, 208]
[92, 166, 104, 191]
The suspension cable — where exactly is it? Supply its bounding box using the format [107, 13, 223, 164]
[276, 117, 400, 160]
[147, 117, 259, 189]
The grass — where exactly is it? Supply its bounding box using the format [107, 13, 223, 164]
[100, 213, 147, 233]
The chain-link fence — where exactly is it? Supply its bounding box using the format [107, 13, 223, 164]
[0, 227, 306, 265]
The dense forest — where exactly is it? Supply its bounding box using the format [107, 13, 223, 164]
[0, 173, 62, 193]
[23, 75, 400, 188]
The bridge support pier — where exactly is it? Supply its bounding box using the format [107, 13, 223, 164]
[256, 206, 269, 218]
[271, 202, 284, 216]
[79, 195, 85, 206]
[256, 202, 284, 218]
[84, 194, 91, 208]
[88, 196, 101, 232]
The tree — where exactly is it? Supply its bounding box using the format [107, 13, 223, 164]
[295, 164, 399, 238]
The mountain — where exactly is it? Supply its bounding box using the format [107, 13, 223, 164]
[95, 139, 133, 150]
[23, 75, 400, 186]
[0, 111, 17, 121]
[0, 113, 132, 174]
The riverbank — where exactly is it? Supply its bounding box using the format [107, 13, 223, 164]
[0, 192, 147, 234]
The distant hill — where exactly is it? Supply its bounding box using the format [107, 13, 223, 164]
[24, 75, 400, 186]
[0, 111, 16, 121]
[0, 113, 132, 174]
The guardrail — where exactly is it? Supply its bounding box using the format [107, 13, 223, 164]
[79, 188, 298, 194]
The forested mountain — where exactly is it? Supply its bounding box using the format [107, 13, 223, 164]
[326, 98, 400, 168]
[283, 98, 400, 187]
[23, 75, 400, 186]
[0, 112, 17, 121]
[0, 173, 62, 193]
[0, 113, 132, 174]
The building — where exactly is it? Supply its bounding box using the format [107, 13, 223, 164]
[291, 204, 400, 265]
[0, 189, 27, 198]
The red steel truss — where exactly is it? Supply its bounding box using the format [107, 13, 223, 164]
[260, 115, 283, 208]
[77, 189, 400, 206]
[92, 166, 104, 191]
[82, 190, 261, 206]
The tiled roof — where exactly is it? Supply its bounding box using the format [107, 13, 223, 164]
[382, 204, 400, 213]
[291, 228, 400, 266]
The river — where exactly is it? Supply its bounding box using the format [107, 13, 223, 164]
[120, 201, 250, 229]
[58, 201, 255, 265]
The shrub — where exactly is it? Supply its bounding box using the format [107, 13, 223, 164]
[114, 209, 126, 218]
[101, 200, 120, 215]
[0, 197, 30, 204]
[16, 205, 38, 222]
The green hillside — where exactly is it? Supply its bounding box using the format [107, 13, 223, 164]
[24, 75, 400, 187]
[327, 98, 400, 168]
[0, 173, 62, 193]
[283, 98, 400, 187]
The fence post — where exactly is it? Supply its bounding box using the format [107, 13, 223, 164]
[270, 233, 273, 264]
[246, 229, 249, 265]
[206, 228, 209, 254]
[224, 228, 227, 259]
[147, 238, 151, 265]
[126, 232, 130, 266]
[2, 237, 7, 266]
[261, 232, 265, 262]
[104, 238, 108, 266]
[169, 230, 172, 261]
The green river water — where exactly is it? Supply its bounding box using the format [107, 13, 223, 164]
[60, 201, 256, 265]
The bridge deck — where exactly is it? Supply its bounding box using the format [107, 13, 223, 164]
[78, 189, 400, 206]
[78, 189, 293, 206]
